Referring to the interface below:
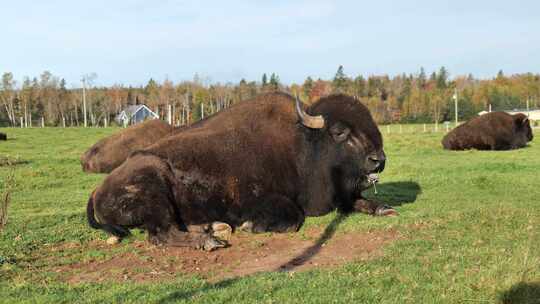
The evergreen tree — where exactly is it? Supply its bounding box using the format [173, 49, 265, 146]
[269, 73, 279, 91]
[332, 65, 348, 93]
[430, 72, 437, 83]
[418, 67, 427, 89]
[262, 73, 268, 87]
[437, 66, 448, 89]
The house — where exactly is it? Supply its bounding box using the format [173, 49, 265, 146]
[116, 104, 159, 126]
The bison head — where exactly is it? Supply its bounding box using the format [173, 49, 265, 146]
[514, 113, 533, 145]
[295, 94, 385, 207]
[81, 145, 101, 172]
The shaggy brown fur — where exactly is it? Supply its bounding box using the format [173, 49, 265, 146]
[0, 132, 6, 141]
[87, 93, 390, 250]
[80, 119, 174, 173]
[442, 112, 533, 150]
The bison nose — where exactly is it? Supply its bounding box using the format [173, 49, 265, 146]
[367, 153, 386, 173]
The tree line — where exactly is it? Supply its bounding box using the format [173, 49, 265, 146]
[1, 67, 539, 127]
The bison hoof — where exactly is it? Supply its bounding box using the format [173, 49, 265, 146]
[374, 205, 398, 217]
[211, 222, 232, 241]
[203, 236, 228, 251]
[106, 236, 121, 245]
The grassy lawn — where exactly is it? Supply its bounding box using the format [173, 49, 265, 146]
[0, 126, 539, 303]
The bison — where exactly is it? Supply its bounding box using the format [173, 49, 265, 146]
[86, 93, 395, 250]
[442, 112, 533, 151]
[81, 119, 174, 173]
[0, 132, 6, 141]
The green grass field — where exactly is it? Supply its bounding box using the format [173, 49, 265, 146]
[0, 126, 539, 303]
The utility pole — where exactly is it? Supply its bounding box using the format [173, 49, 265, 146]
[453, 88, 458, 126]
[82, 77, 87, 128]
[201, 102, 204, 120]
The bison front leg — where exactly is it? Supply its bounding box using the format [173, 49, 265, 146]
[352, 198, 398, 216]
[239, 194, 305, 233]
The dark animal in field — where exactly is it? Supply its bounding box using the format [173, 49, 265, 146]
[80, 119, 174, 173]
[442, 112, 533, 151]
[0, 132, 6, 141]
[86, 92, 394, 251]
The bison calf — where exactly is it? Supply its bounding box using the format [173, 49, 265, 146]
[0, 132, 6, 141]
[442, 112, 533, 151]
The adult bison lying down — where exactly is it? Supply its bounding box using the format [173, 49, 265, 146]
[0, 132, 6, 141]
[81, 119, 174, 173]
[442, 112, 533, 151]
[87, 93, 395, 251]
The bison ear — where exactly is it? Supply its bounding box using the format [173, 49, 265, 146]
[329, 123, 350, 143]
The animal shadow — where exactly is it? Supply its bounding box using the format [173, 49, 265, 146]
[276, 212, 347, 272]
[499, 281, 540, 304]
[275, 182, 420, 272]
[363, 181, 421, 207]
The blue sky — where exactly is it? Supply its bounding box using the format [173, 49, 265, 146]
[1, 0, 539, 87]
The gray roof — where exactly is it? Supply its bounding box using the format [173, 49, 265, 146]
[116, 104, 158, 120]
[123, 105, 146, 116]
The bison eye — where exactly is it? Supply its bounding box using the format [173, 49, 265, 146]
[330, 124, 351, 142]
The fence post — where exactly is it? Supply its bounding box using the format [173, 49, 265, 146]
[41, 117, 45, 128]
[399, 124, 402, 134]
[423, 124, 426, 132]
[62, 117, 66, 128]
[386, 125, 390, 134]
[20, 117, 23, 128]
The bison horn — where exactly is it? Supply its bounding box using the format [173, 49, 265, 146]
[295, 95, 325, 129]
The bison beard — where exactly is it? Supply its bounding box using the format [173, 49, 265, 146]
[442, 112, 533, 151]
[87, 93, 392, 250]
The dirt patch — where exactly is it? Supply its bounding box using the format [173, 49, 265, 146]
[54, 227, 399, 284]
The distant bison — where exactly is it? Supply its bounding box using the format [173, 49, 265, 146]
[81, 119, 174, 173]
[442, 112, 533, 150]
[0, 132, 6, 141]
[86, 93, 394, 251]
